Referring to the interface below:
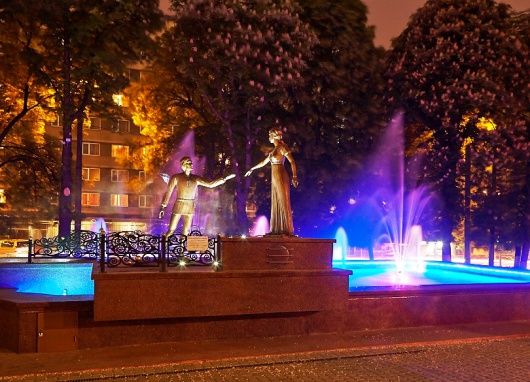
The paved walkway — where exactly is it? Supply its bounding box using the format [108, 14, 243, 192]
[1, 321, 529, 381]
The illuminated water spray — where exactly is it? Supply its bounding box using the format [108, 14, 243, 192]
[90, 218, 108, 233]
[333, 227, 348, 262]
[249, 215, 269, 237]
[336, 111, 432, 273]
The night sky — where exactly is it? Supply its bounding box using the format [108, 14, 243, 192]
[159, 0, 530, 48]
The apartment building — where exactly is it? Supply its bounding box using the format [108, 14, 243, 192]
[48, 114, 156, 235]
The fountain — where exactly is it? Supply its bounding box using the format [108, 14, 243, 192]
[333, 226, 348, 261]
[89, 218, 108, 233]
[249, 215, 269, 237]
[336, 111, 434, 273]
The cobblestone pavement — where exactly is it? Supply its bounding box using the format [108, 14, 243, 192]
[15, 337, 528, 382]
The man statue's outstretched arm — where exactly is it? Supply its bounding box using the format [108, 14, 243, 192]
[197, 174, 235, 188]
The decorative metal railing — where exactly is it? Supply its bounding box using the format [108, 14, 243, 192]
[27, 230, 219, 272]
[31, 230, 99, 259]
[106, 231, 161, 267]
[167, 230, 217, 266]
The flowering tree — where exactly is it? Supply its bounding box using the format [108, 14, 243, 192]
[292, 0, 385, 232]
[385, 0, 528, 261]
[154, 0, 316, 230]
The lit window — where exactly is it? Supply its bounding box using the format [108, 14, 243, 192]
[138, 171, 146, 181]
[89, 117, 101, 130]
[118, 120, 130, 133]
[111, 194, 128, 207]
[111, 144, 129, 158]
[111, 169, 130, 182]
[82, 142, 100, 156]
[82, 193, 100, 206]
[112, 94, 124, 106]
[0, 189, 6, 204]
[82, 168, 101, 181]
[51, 113, 62, 127]
[139, 195, 152, 208]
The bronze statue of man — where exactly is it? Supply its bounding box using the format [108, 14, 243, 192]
[159, 156, 234, 236]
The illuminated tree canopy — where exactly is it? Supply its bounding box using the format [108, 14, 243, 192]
[152, 0, 317, 229]
[385, 0, 529, 258]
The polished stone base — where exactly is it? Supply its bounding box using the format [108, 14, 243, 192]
[2, 282, 530, 352]
[93, 268, 350, 321]
[219, 236, 334, 271]
[3, 236, 530, 353]
[93, 236, 343, 321]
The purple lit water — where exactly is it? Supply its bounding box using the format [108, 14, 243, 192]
[250, 215, 269, 236]
[336, 111, 436, 270]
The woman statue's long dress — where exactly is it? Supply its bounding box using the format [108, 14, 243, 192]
[269, 146, 294, 234]
[245, 128, 298, 235]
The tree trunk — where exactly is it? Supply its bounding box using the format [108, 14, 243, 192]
[464, 144, 471, 264]
[488, 163, 496, 267]
[442, 240, 452, 262]
[58, 15, 73, 238]
[514, 246, 522, 268]
[441, 214, 453, 262]
[515, 151, 529, 269]
[74, 114, 85, 234]
[223, 116, 247, 234]
[521, 243, 529, 269]
[368, 244, 374, 261]
[242, 107, 253, 232]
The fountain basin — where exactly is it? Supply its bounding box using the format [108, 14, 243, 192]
[334, 260, 530, 292]
[0, 263, 94, 296]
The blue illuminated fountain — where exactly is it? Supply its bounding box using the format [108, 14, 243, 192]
[336, 112, 434, 273]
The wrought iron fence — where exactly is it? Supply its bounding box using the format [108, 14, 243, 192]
[27, 230, 219, 272]
[30, 230, 99, 260]
[106, 231, 161, 267]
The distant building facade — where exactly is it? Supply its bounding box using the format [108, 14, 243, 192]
[1, 67, 157, 238]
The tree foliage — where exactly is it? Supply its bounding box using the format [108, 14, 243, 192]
[292, 0, 385, 233]
[0, 116, 61, 231]
[0, 0, 163, 235]
[0, 2, 51, 144]
[152, 0, 316, 230]
[385, 0, 529, 257]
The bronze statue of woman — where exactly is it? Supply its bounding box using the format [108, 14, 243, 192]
[245, 128, 298, 235]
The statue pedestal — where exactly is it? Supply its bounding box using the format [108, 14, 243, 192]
[93, 237, 350, 323]
[219, 236, 333, 271]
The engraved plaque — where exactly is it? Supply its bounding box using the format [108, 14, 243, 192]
[187, 236, 209, 251]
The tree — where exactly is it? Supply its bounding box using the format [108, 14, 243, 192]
[1, 0, 163, 236]
[0, 2, 51, 145]
[510, 10, 530, 269]
[153, 0, 316, 231]
[385, 0, 528, 261]
[0, 115, 61, 235]
[125, 70, 205, 176]
[292, 0, 385, 235]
